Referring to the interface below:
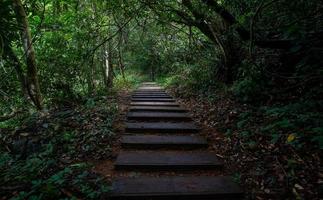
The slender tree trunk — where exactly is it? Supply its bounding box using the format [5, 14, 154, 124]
[3, 45, 28, 97]
[117, 37, 126, 80]
[86, 1, 98, 95]
[12, 0, 42, 110]
[87, 55, 95, 95]
[101, 44, 108, 87]
[106, 40, 114, 87]
[188, 26, 192, 50]
[102, 40, 113, 88]
[150, 60, 155, 81]
[118, 49, 126, 80]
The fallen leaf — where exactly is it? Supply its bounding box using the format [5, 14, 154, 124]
[294, 184, 304, 190]
[287, 134, 296, 142]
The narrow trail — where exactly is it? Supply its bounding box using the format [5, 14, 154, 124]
[110, 82, 243, 199]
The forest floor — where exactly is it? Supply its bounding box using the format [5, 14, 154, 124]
[93, 86, 321, 199]
[167, 87, 321, 200]
[91, 89, 131, 182]
[1, 86, 321, 199]
[0, 94, 121, 199]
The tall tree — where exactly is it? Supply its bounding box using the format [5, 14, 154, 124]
[103, 40, 114, 88]
[12, 0, 42, 110]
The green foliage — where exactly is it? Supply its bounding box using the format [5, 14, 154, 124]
[1, 152, 110, 199]
[233, 101, 323, 150]
[0, 96, 116, 199]
[157, 46, 223, 98]
[261, 102, 323, 149]
[113, 72, 148, 91]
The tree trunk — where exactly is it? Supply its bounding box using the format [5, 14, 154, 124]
[200, 0, 250, 40]
[118, 49, 126, 80]
[87, 1, 98, 95]
[101, 44, 108, 87]
[102, 41, 114, 88]
[118, 33, 126, 80]
[150, 60, 156, 81]
[87, 55, 95, 95]
[3, 45, 28, 98]
[12, 0, 42, 110]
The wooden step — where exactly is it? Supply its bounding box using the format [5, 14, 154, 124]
[131, 98, 175, 102]
[125, 122, 199, 133]
[133, 91, 167, 94]
[136, 88, 164, 90]
[134, 89, 165, 92]
[131, 95, 172, 98]
[141, 82, 157, 85]
[130, 102, 179, 107]
[115, 151, 223, 170]
[132, 94, 168, 97]
[129, 106, 187, 112]
[121, 135, 207, 149]
[111, 176, 243, 199]
[137, 87, 163, 90]
[135, 91, 165, 94]
[127, 112, 191, 121]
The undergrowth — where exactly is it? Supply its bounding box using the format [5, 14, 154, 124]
[162, 64, 322, 199]
[0, 96, 117, 199]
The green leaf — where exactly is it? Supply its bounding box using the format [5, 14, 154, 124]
[32, 15, 41, 24]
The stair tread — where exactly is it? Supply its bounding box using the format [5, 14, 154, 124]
[131, 98, 175, 102]
[127, 112, 190, 119]
[125, 122, 199, 133]
[130, 102, 180, 106]
[129, 106, 187, 112]
[133, 92, 167, 94]
[131, 95, 172, 98]
[121, 135, 207, 145]
[111, 176, 242, 199]
[115, 151, 223, 169]
[137, 86, 163, 90]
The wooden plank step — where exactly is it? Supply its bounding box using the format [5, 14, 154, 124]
[140, 87, 159, 89]
[131, 98, 175, 102]
[125, 122, 199, 133]
[127, 112, 191, 120]
[133, 91, 166, 94]
[134, 88, 166, 92]
[131, 95, 172, 98]
[121, 135, 207, 149]
[137, 86, 163, 90]
[115, 151, 223, 170]
[132, 94, 169, 97]
[136, 87, 164, 89]
[130, 102, 179, 107]
[140, 85, 158, 87]
[141, 82, 157, 85]
[135, 91, 165, 94]
[129, 106, 187, 113]
[133, 91, 167, 94]
[111, 176, 243, 199]
[133, 93, 168, 96]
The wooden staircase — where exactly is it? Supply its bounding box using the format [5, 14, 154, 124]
[111, 82, 243, 199]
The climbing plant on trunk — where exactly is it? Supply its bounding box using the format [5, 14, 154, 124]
[12, 0, 42, 110]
